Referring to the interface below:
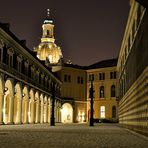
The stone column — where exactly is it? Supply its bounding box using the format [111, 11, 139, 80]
[17, 98, 22, 124]
[40, 103, 43, 123]
[30, 100, 34, 123]
[0, 93, 4, 124]
[9, 94, 14, 124]
[26, 99, 29, 123]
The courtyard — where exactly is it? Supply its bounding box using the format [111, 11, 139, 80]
[0, 123, 147, 148]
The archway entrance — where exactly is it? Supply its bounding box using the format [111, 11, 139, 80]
[3, 79, 13, 124]
[61, 103, 73, 123]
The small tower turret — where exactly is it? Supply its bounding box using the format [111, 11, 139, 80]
[34, 9, 63, 71]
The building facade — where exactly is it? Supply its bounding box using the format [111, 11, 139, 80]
[117, 0, 148, 135]
[57, 64, 87, 123]
[0, 22, 61, 125]
[87, 59, 118, 122]
[0, 10, 119, 126]
[56, 59, 118, 123]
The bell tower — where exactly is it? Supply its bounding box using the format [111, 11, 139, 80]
[34, 9, 63, 71]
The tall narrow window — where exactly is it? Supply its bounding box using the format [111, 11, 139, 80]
[111, 85, 116, 97]
[9, 55, 13, 67]
[64, 74, 67, 82]
[100, 106, 105, 118]
[77, 76, 80, 84]
[112, 106, 116, 118]
[47, 30, 50, 36]
[81, 77, 83, 84]
[100, 86, 105, 98]
[99, 73, 105, 80]
[68, 75, 71, 82]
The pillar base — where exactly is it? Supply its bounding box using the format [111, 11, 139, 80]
[50, 117, 55, 126]
[0, 122, 4, 125]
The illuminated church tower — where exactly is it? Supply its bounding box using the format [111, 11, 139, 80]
[34, 9, 63, 72]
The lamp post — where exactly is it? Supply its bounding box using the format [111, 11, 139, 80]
[89, 81, 94, 126]
[50, 82, 55, 126]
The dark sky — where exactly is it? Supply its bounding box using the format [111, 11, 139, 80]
[0, 0, 130, 66]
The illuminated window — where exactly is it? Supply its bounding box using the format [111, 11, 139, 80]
[100, 106, 105, 118]
[100, 86, 105, 98]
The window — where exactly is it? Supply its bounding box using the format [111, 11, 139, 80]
[111, 85, 116, 97]
[110, 72, 116, 79]
[47, 30, 50, 36]
[89, 74, 94, 81]
[77, 76, 80, 84]
[99, 73, 105, 80]
[9, 55, 13, 67]
[112, 106, 116, 118]
[78, 77, 83, 84]
[100, 106, 105, 118]
[100, 86, 105, 98]
[64, 74, 67, 82]
[68, 75, 71, 82]
[64, 74, 71, 82]
[7, 48, 14, 67]
[81, 77, 83, 84]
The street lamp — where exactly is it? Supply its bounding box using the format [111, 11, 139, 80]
[89, 80, 95, 126]
[50, 82, 55, 126]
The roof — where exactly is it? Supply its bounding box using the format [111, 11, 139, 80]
[86, 58, 118, 70]
[0, 22, 60, 81]
[63, 63, 87, 70]
[64, 58, 118, 70]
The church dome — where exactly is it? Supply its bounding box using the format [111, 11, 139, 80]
[34, 9, 63, 65]
[35, 42, 63, 64]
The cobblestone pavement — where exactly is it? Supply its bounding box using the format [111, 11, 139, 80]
[0, 123, 148, 148]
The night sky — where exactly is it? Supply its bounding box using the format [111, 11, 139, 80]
[0, 0, 130, 66]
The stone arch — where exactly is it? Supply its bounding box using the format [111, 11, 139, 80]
[13, 83, 22, 124]
[61, 103, 73, 123]
[3, 79, 14, 124]
[22, 86, 29, 123]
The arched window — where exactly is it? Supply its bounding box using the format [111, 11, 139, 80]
[47, 30, 50, 36]
[112, 106, 116, 118]
[111, 85, 116, 97]
[100, 86, 104, 98]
